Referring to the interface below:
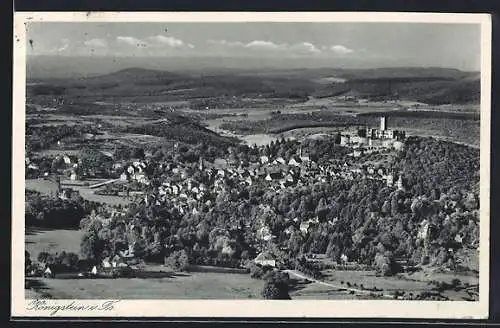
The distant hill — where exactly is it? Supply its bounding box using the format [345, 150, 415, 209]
[27, 66, 480, 105]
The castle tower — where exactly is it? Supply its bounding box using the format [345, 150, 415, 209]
[380, 117, 387, 131]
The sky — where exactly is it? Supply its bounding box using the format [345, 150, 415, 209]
[26, 22, 482, 71]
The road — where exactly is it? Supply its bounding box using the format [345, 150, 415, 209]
[88, 178, 120, 189]
[284, 269, 393, 299]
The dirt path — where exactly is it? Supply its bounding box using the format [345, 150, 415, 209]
[284, 269, 393, 299]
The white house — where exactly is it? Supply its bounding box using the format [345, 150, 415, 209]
[102, 258, 112, 268]
[340, 135, 350, 146]
[120, 172, 128, 181]
[44, 266, 53, 276]
[254, 251, 276, 267]
[300, 221, 310, 233]
[70, 171, 78, 181]
[288, 157, 301, 167]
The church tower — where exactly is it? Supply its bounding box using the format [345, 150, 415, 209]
[199, 156, 204, 171]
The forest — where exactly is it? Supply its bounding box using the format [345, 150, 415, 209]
[25, 190, 101, 229]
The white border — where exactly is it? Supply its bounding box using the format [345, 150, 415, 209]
[12, 12, 491, 319]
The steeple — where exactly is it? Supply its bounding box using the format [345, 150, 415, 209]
[199, 156, 204, 171]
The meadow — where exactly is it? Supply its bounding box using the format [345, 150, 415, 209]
[25, 228, 85, 256]
[26, 272, 265, 299]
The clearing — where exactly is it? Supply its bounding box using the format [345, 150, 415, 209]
[25, 227, 85, 256]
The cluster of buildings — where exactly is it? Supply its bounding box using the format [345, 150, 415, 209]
[340, 117, 406, 156]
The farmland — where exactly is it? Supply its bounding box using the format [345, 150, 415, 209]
[26, 272, 265, 299]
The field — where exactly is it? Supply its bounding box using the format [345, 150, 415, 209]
[25, 179, 59, 195]
[26, 272, 265, 299]
[25, 227, 84, 256]
[25, 178, 133, 206]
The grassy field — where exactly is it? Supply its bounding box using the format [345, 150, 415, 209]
[25, 227, 85, 256]
[321, 269, 429, 293]
[25, 179, 60, 195]
[319, 268, 479, 300]
[26, 272, 265, 299]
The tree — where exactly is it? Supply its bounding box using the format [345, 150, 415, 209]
[25, 251, 32, 272]
[132, 147, 146, 159]
[261, 280, 291, 300]
[164, 250, 190, 272]
[374, 251, 399, 276]
[37, 251, 51, 264]
[315, 198, 329, 221]
[80, 231, 104, 261]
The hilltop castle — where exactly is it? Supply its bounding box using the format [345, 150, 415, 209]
[360, 117, 406, 141]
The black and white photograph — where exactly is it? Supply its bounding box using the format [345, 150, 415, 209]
[12, 12, 491, 318]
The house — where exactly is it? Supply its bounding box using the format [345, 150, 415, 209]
[288, 156, 302, 167]
[352, 149, 363, 157]
[393, 141, 405, 151]
[340, 135, 350, 146]
[120, 172, 129, 181]
[63, 155, 72, 165]
[111, 255, 128, 268]
[254, 251, 277, 267]
[102, 257, 112, 268]
[257, 225, 273, 241]
[275, 157, 286, 165]
[300, 221, 310, 233]
[70, 170, 79, 181]
[260, 155, 269, 164]
[43, 266, 54, 278]
[58, 188, 80, 200]
[112, 163, 123, 171]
